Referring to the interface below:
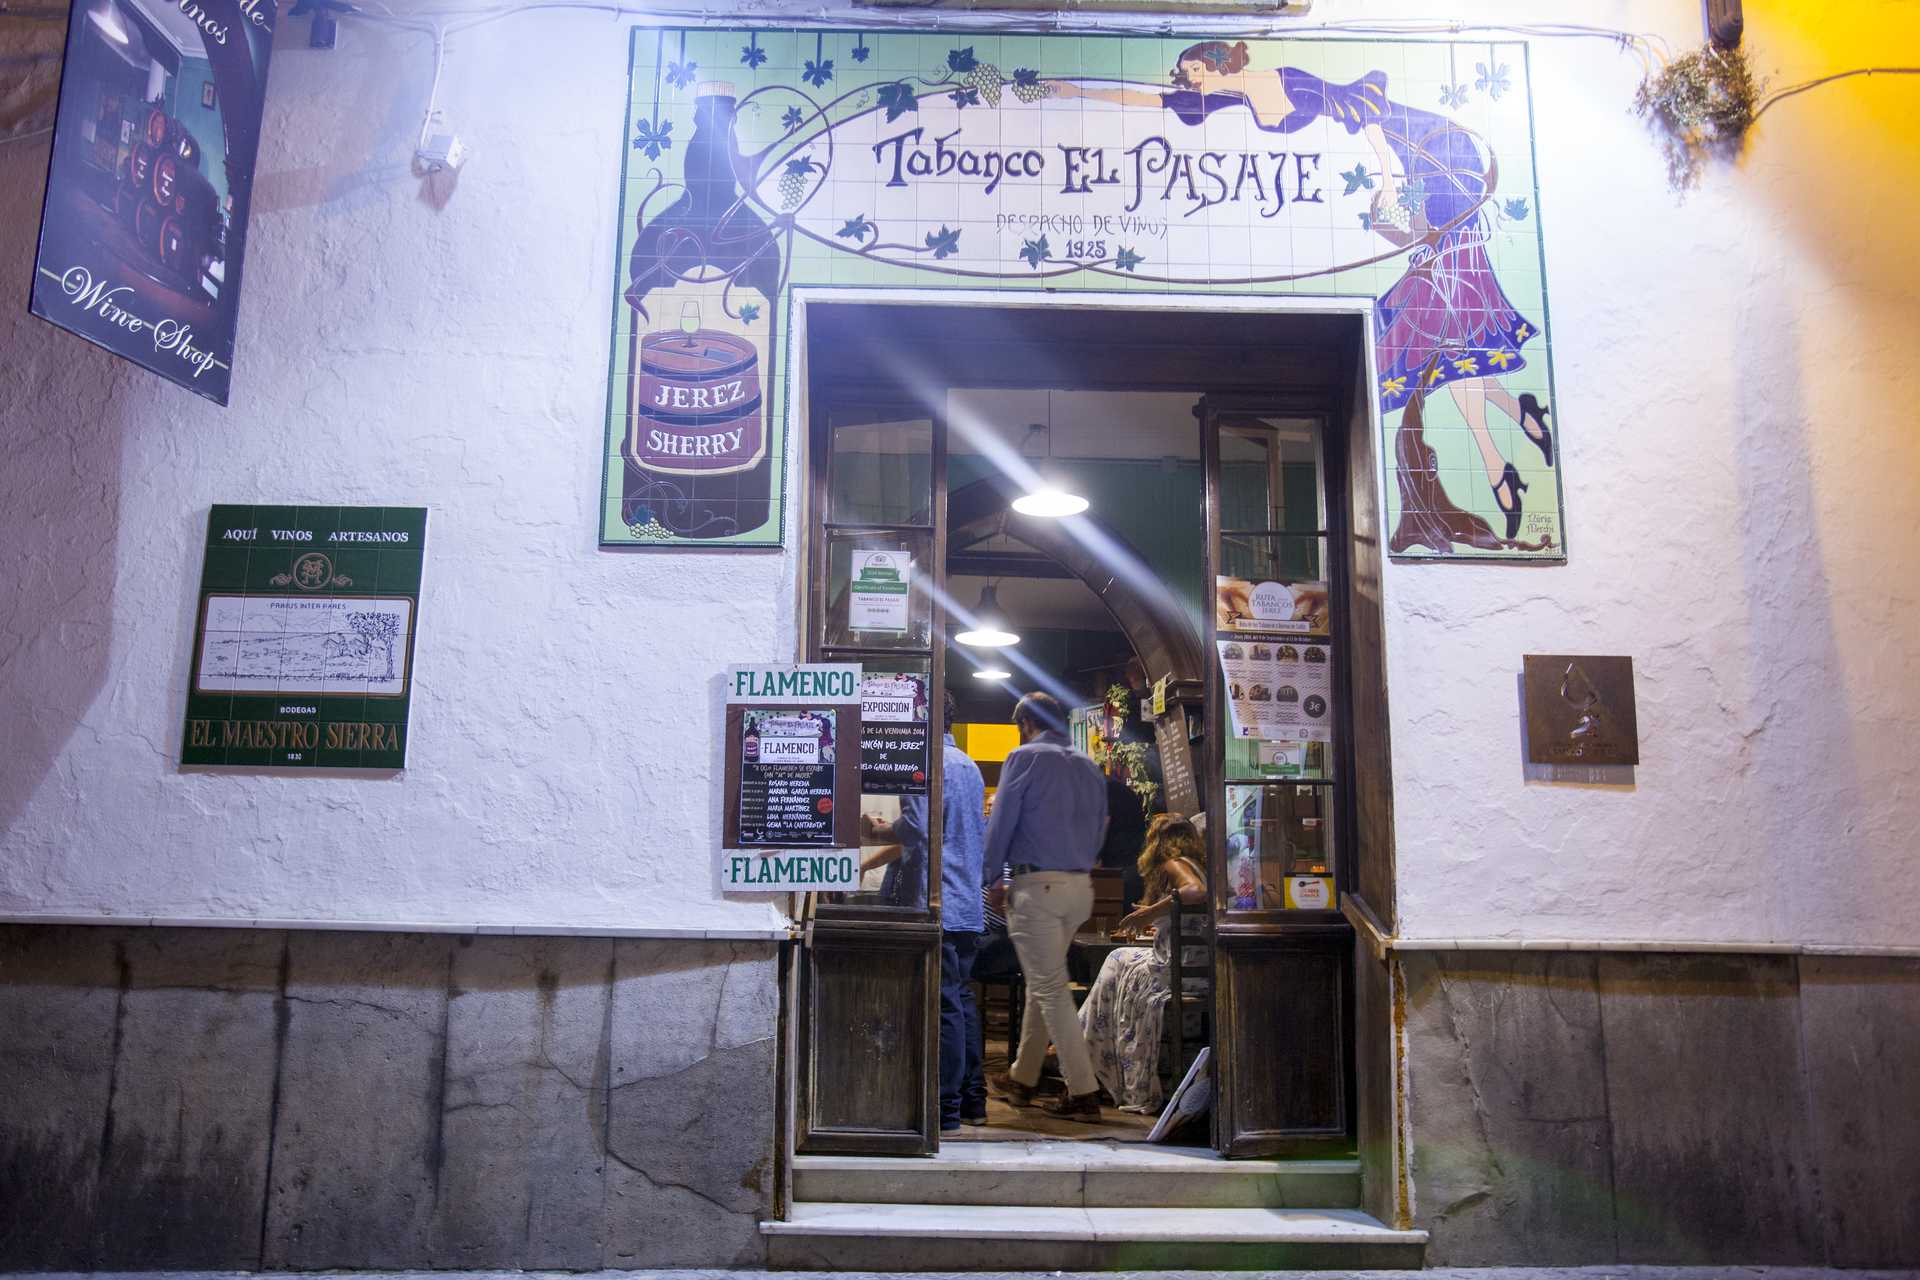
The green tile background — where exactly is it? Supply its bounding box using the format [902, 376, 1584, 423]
[604, 31, 1563, 561]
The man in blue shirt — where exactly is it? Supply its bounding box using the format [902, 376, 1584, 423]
[982, 690, 1109, 1120]
[862, 693, 990, 1130]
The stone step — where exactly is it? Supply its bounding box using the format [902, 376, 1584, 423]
[793, 1140, 1362, 1208]
[762, 1202, 1427, 1271]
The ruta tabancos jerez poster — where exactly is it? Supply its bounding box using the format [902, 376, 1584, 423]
[30, 0, 278, 405]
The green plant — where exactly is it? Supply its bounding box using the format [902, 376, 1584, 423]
[1634, 43, 1766, 193]
[1109, 738, 1160, 811]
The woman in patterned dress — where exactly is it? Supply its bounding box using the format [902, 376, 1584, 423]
[1056, 42, 1554, 541]
[1078, 814, 1207, 1113]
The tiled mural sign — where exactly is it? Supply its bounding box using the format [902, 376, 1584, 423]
[605, 30, 1564, 559]
[182, 505, 427, 768]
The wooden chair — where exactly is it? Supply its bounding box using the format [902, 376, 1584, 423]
[1164, 892, 1214, 1086]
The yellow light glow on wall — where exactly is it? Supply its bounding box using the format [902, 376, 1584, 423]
[953, 722, 1020, 763]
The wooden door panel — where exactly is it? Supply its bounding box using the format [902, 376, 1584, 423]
[1214, 933, 1350, 1153]
[799, 922, 938, 1153]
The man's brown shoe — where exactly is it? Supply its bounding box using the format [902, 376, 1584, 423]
[988, 1071, 1037, 1107]
[1040, 1089, 1102, 1121]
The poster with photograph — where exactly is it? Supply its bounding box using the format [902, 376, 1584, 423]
[1215, 576, 1330, 636]
[859, 669, 929, 795]
[1219, 638, 1334, 744]
[31, 0, 279, 405]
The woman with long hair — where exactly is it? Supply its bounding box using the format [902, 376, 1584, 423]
[1077, 813, 1207, 1112]
[1056, 42, 1553, 540]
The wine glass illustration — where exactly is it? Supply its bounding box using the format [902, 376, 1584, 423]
[679, 300, 701, 348]
[1559, 661, 1605, 749]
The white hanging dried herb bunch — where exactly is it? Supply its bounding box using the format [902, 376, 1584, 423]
[1634, 43, 1765, 193]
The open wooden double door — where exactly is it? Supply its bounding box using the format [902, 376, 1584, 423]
[787, 302, 1396, 1162]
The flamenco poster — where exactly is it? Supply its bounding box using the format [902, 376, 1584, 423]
[608, 30, 1564, 557]
[30, 0, 278, 406]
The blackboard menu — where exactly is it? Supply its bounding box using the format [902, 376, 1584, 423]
[1154, 709, 1200, 817]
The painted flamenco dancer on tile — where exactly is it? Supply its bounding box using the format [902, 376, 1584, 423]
[1056, 42, 1555, 551]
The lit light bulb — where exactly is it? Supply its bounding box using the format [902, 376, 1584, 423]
[954, 583, 1019, 648]
[1010, 488, 1089, 518]
[88, 0, 130, 44]
[954, 624, 1019, 647]
[970, 668, 1012, 681]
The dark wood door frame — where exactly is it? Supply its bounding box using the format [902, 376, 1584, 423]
[794, 386, 947, 1156]
[787, 295, 1392, 1165]
[1200, 394, 1360, 1158]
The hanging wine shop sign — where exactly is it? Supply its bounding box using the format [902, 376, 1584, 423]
[604, 30, 1565, 560]
[30, 0, 278, 405]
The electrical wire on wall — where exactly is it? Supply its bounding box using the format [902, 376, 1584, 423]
[1, 3, 1913, 160]
[1752, 65, 1920, 118]
[336, 2, 1917, 164]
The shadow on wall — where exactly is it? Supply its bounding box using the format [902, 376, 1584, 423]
[1732, 2, 1917, 934]
[0, 133, 126, 848]
[1732, 266, 1860, 932]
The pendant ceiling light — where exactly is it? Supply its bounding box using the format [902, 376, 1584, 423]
[89, 0, 131, 44]
[954, 582, 1019, 648]
[1010, 393, 1089, 518]
[970, 667, 1012, 681]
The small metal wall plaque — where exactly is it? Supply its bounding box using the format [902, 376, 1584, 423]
[1523, 655, 1638, 766]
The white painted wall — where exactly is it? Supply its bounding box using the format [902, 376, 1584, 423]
[1, 1, 1914, 944]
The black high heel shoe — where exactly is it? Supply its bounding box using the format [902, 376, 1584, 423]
[1492, 462, 1527, 540]
[1518, 394, 1553, 467]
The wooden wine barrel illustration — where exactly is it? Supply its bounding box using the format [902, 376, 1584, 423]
[144, 106, 172, 146]
[158, 214, 195, 275]
[627, 328, 765, 475]
[114, 177, 146, 226]
[126, 139, 158, 197]
[133, 197, 163, 251]
[152, 150, 184, 206]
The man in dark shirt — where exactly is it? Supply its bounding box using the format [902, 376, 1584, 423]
[982, 691, 1109, 1120]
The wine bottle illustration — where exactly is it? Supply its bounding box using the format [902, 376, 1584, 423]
[622, 81, 782, 540]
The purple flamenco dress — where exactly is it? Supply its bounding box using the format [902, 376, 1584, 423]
[1162, 68, 1538, 414]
